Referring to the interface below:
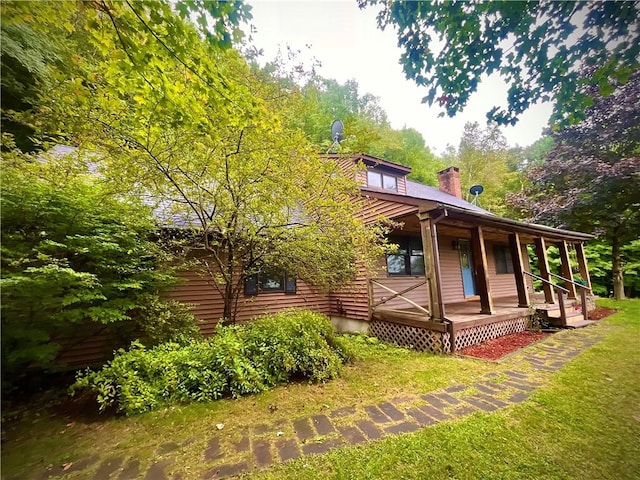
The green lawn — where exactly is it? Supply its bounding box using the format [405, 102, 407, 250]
[250, 299, 640, 480]
[1, 299, 638, 479]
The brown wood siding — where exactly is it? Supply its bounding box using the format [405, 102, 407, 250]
[356, 197, 418, 224]
[329, 261, 369, 321]
[485, 241, 518, 298]
[438, 234, 465, 303]
[170, 269, 331, 336]
[54, 324, 127, 369]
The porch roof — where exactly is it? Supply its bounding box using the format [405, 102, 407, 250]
[420, 204, 594, 242]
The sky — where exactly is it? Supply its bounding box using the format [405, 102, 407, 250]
[245, 0, 553, 155]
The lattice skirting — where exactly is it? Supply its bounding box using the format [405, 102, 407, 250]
[370, 316, 530, 354]
[370, 320, 450, 354]
[453, 316, 529, 351]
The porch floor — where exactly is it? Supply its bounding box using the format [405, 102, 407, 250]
[372, 294, 532, 330]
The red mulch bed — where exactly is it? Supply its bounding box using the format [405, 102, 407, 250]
[459, 306, 618, 361]
[459, 331, 550, 361]
[587, 306, 618, 320]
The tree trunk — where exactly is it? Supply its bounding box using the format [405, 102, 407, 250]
[222, 280, 234, 325]
[221, 245, 236, 325]
[612, 230, 625, 300]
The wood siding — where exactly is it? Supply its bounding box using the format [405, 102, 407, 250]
[438, 234, 465, 303]
[485, 241, 519, 298]
[170, 269, 331, 336]
[54, 324, 128, 369]
[356, 196, 418, 224]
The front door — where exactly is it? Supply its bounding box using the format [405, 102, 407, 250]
[458, 239, 477, 297]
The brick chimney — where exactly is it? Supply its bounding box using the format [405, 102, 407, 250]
[437, 166, 462, 199]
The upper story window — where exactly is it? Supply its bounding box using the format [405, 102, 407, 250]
[367, 170, 398, 191]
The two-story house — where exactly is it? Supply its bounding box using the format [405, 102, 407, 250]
[169, 153, 595, 354]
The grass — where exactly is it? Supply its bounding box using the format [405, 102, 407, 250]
[249, 299, 640, 480]
[1, 299, 638, 479]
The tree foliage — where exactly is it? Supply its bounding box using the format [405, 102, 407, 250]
[509, 69, 640, 299]
[0, 139, 193, 388]
[297, 76, 443, 184]
[360, 0, 640, 125]
[13, 1, 388, 324]
[0, 0, 251, 152]
[441, 122, 523, 215]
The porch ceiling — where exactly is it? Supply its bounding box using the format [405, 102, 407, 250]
[419, 205, 593, 243]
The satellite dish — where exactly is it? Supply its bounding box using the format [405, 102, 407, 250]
[469, 185, 484, 206]
[469, 185, 484, 196]
[331, 120, 344, 142]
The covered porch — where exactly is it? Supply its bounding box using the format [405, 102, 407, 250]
[368, 204, 595, 353]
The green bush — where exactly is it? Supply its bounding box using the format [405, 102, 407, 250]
[133, 295, 202, 346]
[1, 151, 191, 390]
[71, 310, 352, 415]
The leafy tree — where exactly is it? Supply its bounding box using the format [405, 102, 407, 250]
[0, 138, 193, 389]
[442, 122, 523, 215]
[298, 76, 442, 183]
[0, 2, 73, 151]
[0, 0, 251, 152]
[19, 1, 388, 324]
[360, 0, 640, 125]
[509, 69, 640, 299]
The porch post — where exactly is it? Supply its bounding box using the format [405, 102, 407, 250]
[420, 217, 444, 320]
[534, 237, 555, 304]
[574, 242, 592, 293]
[558, 240, 577, 299]
[509, 232, 530, 307]
[470, 226, 494, 314]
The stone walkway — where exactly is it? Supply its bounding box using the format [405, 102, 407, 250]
[34, 325, 607, 480]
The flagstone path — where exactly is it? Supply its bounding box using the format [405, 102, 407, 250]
[33, 325, 608, 480]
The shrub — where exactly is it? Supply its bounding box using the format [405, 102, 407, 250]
[133, 295, 202, 346]
[71, 310, 351, 415]
[0, 154, 186, 390]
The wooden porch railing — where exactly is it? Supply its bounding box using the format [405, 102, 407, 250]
[548, 272, 590, 321]
[523, 271, 589, 326]
[368, 279, 430, 318]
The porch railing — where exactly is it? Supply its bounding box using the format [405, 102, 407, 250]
[523, 271, 589, 326]
[368, 279, 430, 317]
[548, 271, 590, 321]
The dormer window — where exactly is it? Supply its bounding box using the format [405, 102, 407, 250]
[367, 170, 398, 191]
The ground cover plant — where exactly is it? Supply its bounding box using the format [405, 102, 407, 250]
[71, 310, 353, 415]
[1, 300, 636, 479]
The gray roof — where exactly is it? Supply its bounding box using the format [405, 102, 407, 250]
[404, 180, 493, 215]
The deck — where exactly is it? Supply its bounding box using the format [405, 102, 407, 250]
[372, 295, 532, 330]
[369, 293, 591, 353]
[370, 294, 555, 353]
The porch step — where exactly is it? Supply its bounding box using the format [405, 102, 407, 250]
[546, 311, 587, 328]
[563, 319, 597, 329]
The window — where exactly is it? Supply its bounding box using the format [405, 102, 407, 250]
[494, 245, 514, 274]
[387, 236, 425, 276]
[367, 170, 398, 191]
[244, 270, 297, 295]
